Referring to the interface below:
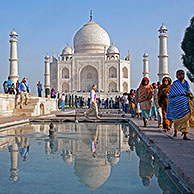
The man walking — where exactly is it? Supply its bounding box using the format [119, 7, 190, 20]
[7, 76, 12, 93]
[37, 81, 42, 97]
[166, 70, 193, 140]
[86, 85, 100, 119]
[18, 77, 31, 109]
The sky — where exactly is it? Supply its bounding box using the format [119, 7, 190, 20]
[0, 0, 194, 92]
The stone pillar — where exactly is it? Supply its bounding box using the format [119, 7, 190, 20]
[44, 54, 51, 97]
[9, 143, 18, 182]
[158, 24, 169, 81]
[9, 29, 19, 84]
[143, 52, 149, 78]
[69, 95, 71, 106]
[72, 95, 74, 106]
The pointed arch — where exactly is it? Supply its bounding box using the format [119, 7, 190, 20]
[80, 65, 98, 92]
[122, 67, 128, 78]
[62, 67, 69, 79]
[123, 82, 128, 92]
[109, 67, 117, 78]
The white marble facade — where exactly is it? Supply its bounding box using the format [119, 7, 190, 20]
[47, 14, 131, 94]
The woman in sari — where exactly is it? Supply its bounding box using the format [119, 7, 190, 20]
[158, 77, 172, 132]
[138, 77, 153, 127]
[166, 70, 193, 140]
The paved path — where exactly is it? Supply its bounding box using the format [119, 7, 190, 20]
[129, 117, 194, 193]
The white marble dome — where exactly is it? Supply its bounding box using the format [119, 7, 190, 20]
[62, 46, 73, 55]
[107, 45, 120, 54]
[73, 19, 110, 53]
[159, 24, 167, 32]
[143, 52, 149, 57]
[44, 53, 50, 60]
[10, 29, 18, 37]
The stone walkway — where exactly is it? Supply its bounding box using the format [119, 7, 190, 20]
[129, 117, 194, 193]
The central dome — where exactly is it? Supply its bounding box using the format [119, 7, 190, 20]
[73, 19, 110, 53]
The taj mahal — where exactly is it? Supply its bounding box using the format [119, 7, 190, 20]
[7, 12, 169, 97]
[44, 12, 131, 95]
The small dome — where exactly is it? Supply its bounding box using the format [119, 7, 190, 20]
[44, 54, 50, 60]
[143, 52, 149, 57]
[107, 45, 119, 54]
[159, 24, 167, 32]
[62, 46, 73, 55]
[10, 29, 18, 37]
[107, 156, 120, 167]
[73, 19, 110, 53]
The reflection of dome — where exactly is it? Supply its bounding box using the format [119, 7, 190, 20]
[107, 45, 119, 54]
[107, 156, 120, 167]
[73, 19, 110, 53]
[74, 158, 111, 191]
[62, 150, 73, 166]
[62, 46, 73, 55]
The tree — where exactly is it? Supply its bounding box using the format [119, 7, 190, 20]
[181, 16, 194, 82]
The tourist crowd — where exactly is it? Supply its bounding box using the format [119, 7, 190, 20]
[2, 69, 193, 140]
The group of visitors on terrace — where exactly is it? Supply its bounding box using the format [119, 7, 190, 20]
[85, 69, 193, 141]
[2, 69, 193, 140]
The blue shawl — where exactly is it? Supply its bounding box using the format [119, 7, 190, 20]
[166, 80, 190, 120]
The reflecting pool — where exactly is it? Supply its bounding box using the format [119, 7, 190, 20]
[0, 123, 180, 194]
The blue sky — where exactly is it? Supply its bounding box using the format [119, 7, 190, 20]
[0, 0, 194, 92]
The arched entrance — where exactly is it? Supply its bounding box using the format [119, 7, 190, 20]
[80, 65, 98, 92]
[40, 103, 44, 115]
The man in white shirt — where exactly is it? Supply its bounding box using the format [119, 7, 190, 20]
[86, 85, 100, 119]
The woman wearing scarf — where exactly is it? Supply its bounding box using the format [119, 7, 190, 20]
[166, 70, 194, 140]
[158, 77, 172, 132]
[138, 77, 153, 127]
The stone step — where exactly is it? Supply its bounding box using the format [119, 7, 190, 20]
[13, 112, 34, 116]
[14, 108, 34, 113]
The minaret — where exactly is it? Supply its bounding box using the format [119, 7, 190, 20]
[44, 54, 51, 90]
[9, 143, 18, 182]
[9, 29, 19, 84]
[158, 24, 169, 81]
[143, 52, 149, 78]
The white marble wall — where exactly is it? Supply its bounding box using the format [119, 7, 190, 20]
[50, 53, 131, 94]
[0, 93, 58, 117]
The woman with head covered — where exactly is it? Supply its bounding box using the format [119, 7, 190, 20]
[138, 77, 154, 127]
[166, 70, 194, 140]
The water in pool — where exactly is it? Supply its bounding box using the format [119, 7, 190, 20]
[0, 123, 180, 194]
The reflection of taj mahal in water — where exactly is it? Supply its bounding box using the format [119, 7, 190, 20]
[0, 123, 179, 193]
[2, 123, 129, 191]
[44, 12, 131, 94]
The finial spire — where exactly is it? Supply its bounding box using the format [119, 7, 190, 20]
[90, 10, 93, 21]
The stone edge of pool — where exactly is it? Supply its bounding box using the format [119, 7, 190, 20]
[128, 119, 193, 194]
